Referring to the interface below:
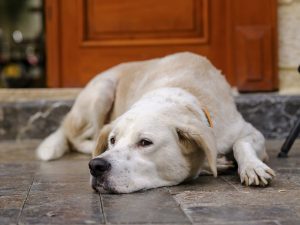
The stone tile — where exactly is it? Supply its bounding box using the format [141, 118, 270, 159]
[267, 145, 300, 169]
[1, 139, 300, 224]
[222, 173, 300, 193]
[268, 157, 300, 170]
[19, 185, 103, 224]
[279, 220, 300, 225]
[20, 201, 103, 224]
[266, 139, 300, 157]
[0, 101, 72, 140]
[275, 169, 300, 187]
[0, 89, 80, 103]
[173, 190, 300, 208]
[0, 140, 89, 163]
[0, 140, 40, 163]
[29, 181, 92, 196]
[0, 208, 20, 225]
[236, 95, 300, 139]
[2, 95, 300, 140]
[185, 205, 298, 224]
[37, 159, 90, 175]
[0, 194, 25, 209]
[167, 176, 234, 195]
[0, 175, 33, 195]
[34, 173, 90, 184]
[195, 221, 279, 225]
[102, 188, 191, 224]
[0, 163, 38, 176]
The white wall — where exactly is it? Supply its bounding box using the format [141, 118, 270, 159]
[278, 0, 300, 93]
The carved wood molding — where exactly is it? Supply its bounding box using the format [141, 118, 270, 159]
[235, 26, 274, 90]
[79, 0, 209, 46]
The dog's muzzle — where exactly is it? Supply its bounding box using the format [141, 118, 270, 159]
[89, 158, 111, 178]
[89, 158, 112, 192]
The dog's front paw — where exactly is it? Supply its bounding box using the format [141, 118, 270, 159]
[238, 160, 275, 186]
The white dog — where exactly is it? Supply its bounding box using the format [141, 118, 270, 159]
[37, 52, 275, 193]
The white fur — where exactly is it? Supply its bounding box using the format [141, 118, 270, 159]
[36, 128, 69, 161]
[37, 52, 275, 192]
[94, 89, 198, 192]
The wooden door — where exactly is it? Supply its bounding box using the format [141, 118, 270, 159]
[45, 0, 278, 91]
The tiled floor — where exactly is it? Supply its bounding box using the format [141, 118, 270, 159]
[0, 140, 299, 225]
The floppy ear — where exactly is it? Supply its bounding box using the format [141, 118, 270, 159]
[176, 124, 217, 177]
[93, 124, 112, 158]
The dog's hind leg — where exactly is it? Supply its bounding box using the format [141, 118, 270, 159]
[36, 128, 69, 161]
[64, 74, 117, 154]
[233, 122, 275, 186]
[37, 71, 118, 161]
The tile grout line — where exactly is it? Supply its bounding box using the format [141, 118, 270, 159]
[16, 176, 34, 225]
[99, 193, 107, 224]
[220, 176, 241, 192]
[164, 187, 193, 225]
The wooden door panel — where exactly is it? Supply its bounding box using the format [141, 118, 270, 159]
[46, 0, 278, 91]
[82, 0, 209, 45]
[86, 0, 199, 37]
[235, 26, 274, 90]
[60, 0, 223, 86]
[231, 0, 278, 91]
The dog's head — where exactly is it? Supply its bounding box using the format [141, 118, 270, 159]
[89, 101, 217, 193]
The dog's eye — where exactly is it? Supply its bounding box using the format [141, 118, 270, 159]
[110, 137, 115, 145]
[138, 139, 153, 147]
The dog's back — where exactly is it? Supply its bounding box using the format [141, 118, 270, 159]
[38, 52, 243, 159]
[108, 52, 244, 153]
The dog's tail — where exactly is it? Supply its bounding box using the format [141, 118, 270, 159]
[36, 128, 69, 161]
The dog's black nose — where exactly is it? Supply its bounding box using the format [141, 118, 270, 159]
[89, 158, 111, 177]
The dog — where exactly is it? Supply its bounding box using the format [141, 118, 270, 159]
[37, 52, 275, 193]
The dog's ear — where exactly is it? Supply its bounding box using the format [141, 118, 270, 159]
[176, 125, 217, 177]
[93, 124, 113, 158]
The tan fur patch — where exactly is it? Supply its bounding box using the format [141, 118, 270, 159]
[176, 124, 217, 178]
[176, 128, 205, 179]
[93, 124, 112, 157]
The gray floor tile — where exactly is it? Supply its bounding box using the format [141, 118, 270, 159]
[167, 176, 234, 195]
[19, 191, 104, 224]
[34, 173, 90, 183]
[0, 163, 38, 176]
[0, 208, 19, 225]
[0, 194, 25, 209]
[194, 221, 279, 225]
[174, 190, 300, 208]
[102, 188, 191, 224]
[279, 220, 300, 225]
[29, 181, 92, 195]
[222, 173, 300, 192]
[0, 139, 300, 224]
[185, 205, 299, 224]
[36, 160, 90, 175]
[0, 175, 33, 196]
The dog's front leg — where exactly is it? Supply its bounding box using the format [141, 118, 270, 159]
[233, 123, 275, 186]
